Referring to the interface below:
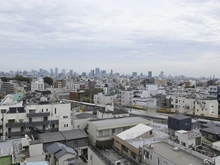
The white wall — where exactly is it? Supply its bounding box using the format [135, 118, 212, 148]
[195, 100, 218, 118]
[121, 90, 133, 106]
[88, 147, 105, 165]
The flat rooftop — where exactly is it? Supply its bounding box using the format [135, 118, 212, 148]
[127, 130, 169, 148]
[146, 142, 203, 165]
[102, 149, 131, 165]
[90, 116, 152, 128]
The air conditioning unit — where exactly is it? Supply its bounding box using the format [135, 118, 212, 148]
[115, 160, 121, 165]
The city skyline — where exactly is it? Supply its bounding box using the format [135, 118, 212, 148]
[1, 0, 220, 77]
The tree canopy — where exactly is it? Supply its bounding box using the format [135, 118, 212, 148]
[44, 76, 53, 85]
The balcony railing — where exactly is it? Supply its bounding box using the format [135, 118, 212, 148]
[8, 131, 24, 136]
[6, 122, 26, 128]
[27, 112, 50, 117]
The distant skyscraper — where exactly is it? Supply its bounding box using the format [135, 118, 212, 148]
[91, 70, 95, 76]
[132, 72, 137, 77]
[70, 70, 73, 76]
[55, 67, 58, 76]
[62, 69, 66, 75]
[50, 69, 54, 76]
[148, 71, 152, 78]
[82, 72, 86, 77]
[110, 69, 113, 76]
[159, 71, 164, 78]
[39, 68, 43, 75]
[95, 68, 100, 75]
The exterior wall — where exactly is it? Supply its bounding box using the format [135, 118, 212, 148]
[73, 118, 90, 130]
[88, 147, 105, 165]
[93, 93, 115, 105]
[175, 132, 201, 148]
[31, 78, 44, 91]
[121, 90, 133, 106]
[168, 117, 191, 132]
[58, 153, 75, 165]
[143, 148, 176, 165]
[170, 96, 195, 114]
[4, 103, 71, 139]
[66, 82, 80, 91]
[88, 119, 152, 146]
[195, 100, 218, 118]
[88, 123, 97, 145]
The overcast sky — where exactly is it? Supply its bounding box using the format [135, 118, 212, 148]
[0, 0, 220, 77]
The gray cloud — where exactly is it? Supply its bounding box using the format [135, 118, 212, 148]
[0, 0, 220, 77]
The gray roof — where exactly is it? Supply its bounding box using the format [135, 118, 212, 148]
[76, 113, 97, 119]
[61, 129, 88, 140]
[47, 142, 66, 154]
[201, 123, 220, 135]
[39, 132, 65, 143]
[144, 142, 203, 165]
[169, 114, 191, 120]
[47, 142, 76, 159]
[90, 116, 151, 128]
[39, 129, 88, 143]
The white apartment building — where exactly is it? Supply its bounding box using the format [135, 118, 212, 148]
[93, 93, 116, 105]
[88, 117, 152, 148]
[1, 103, 71, 139]
[174, 130, 202, 149]
[195, 99, 218, 118]
[120, 90, 133, 106]
[31, 78, 45, 91]
[171, 96, 218, 118]
[66, 82, 81, 91]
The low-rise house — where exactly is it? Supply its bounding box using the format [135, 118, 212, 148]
[38, 129, 88, 156]
[168, 114, 192, 135]
[47, 142, 77, 165]
[200, 123, 220, 141]
[88, 116, 152, 149]
[174, 130, 202, 149]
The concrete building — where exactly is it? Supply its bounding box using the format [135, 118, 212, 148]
[142, 142, 204, 165]
[113, 124, 153, 162]
[54, 78, 66, 89]
[0, 102, 71, 139]
[174, 130, 202, 149]
[93, 93, 116, 105]
[31, 78, 44, 91]
[1, 82, 14, 94]
[168, 114, 192, 135]
[88, 116, 152, 149]
[208, 86, 220, 114]
[195, 99, 218, 118]
[120, 90, 133, 106]
[170, 96, 218, 118]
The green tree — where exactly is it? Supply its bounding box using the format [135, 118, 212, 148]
[1, 77, 10, 82]
[43, 76, 53, 85]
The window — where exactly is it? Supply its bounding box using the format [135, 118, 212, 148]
[63, 116, 68, 118]
[55, 108, 57, 114]
[46, 108, 48, 112]
[122, 145, 128, 153]
[74, 141, 78, 144]
[150, 130, 152, 135]
[144, 150, 149, 159]
[181, 142, 186, 146]
[158, 157, 160, 164]
[42, 109, 43, 112]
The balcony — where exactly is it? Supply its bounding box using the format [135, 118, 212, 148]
[6, 122, 26, 128]
[28, 121, 49, 126]
[27, 112, 50, 117]
[50, 128, 59, 132]
[50, 120, 59, 125]
[8, 131, 24, 136]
